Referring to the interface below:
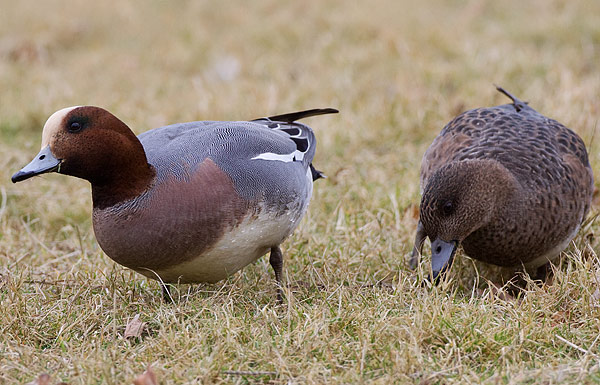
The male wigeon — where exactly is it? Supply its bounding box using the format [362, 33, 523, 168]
[411, 87, 593, 282]
[12, 106, 337, 300]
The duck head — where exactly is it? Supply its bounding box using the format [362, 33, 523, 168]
[12, 106, 154, 206]
[420, 159, 518, 279]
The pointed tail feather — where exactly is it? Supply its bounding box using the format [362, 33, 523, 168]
[262, 108, 338, 123]
[494, 85, 529, 112]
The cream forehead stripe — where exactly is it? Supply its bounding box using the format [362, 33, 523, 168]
[40, 106, 81, 149]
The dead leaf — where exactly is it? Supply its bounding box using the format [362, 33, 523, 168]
[27, 374, 67, 385]
[27, 374, 52, 385]
[124, 314, 145, 339]
[133, 366, 159, 385]
[490, 283, 516, 302]
[476, 283, 516, 302]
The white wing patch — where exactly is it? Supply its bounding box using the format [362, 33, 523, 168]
[250, 119, 311, 163]
[251, 150, 304, 162]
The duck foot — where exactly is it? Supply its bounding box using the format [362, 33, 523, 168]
[533, 262, 554, 283]
[503, 276, 528, 297]
[503, 263, 554, 297]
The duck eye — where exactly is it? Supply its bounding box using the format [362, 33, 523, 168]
[442, 201, 454, 216]
[69, 122, 81, 132]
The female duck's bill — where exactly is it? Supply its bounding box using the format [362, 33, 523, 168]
[412, 87, 593, 283]
[430, 238, 458, 280]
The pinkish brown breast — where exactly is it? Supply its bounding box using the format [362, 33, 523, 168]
[92, 158, 254, 281]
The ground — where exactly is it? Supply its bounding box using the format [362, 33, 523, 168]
[1, 0, 600, 383]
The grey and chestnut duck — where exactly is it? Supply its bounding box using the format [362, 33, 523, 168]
[411, 87, 593, 281]
[12, 106, 337, 300]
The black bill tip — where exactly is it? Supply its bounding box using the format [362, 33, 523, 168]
[12, 170, 36, 183]
[11, 146, 61, 183]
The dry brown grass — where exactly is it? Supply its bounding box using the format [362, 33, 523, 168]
[1, 0, 600, 383]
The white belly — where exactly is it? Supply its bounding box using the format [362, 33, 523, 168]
[141, 205, 306, 283]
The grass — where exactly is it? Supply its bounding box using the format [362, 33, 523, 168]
[1, 0, 600, 383]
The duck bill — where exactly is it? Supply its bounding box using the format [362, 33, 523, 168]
[12, 146, 62, 183]
[430, 238, 458, 280]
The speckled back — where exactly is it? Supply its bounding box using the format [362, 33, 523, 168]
[420, 96, 593, 267]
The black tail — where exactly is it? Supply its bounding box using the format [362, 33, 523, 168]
[310, 164, 326, 181]
[494, 85, 529, 112]
[253, 108, 337, 182]
[265, 108, 338, 123]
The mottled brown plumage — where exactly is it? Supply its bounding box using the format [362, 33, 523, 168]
[411, 87, 593, 279]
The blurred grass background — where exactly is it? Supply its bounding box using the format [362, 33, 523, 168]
[1, 0, 600, 383]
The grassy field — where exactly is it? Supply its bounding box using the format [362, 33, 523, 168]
[1, 0, 600, 383]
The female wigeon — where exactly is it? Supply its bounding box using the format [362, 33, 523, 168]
[411, 87, 593, 282]
[12, 106, 337, 300]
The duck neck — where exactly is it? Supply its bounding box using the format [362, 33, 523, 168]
[470, 160, 524, 228]
[91, 138, 156, 210]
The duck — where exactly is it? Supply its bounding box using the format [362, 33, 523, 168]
[12, 106, 337, 300]
[410, 86, 593, 282]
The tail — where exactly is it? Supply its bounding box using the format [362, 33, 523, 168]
[494, 85, 529, 112]
[253, 107, 338, 182]
[310, 164, 327, 181]
[263, 108, 338, 123]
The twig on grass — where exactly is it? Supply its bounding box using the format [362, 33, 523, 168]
[223, 370, 277, 376]
[556, 335, 599, 358]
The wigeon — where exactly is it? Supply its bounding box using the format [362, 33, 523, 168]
[411, 87, 593, 282]
[12, 106, 337, 300]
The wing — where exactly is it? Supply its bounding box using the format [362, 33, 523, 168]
[252, 108, 338, 179]
[422, 87, 554, 190]
[138, 108, 337, 202]
[421, 89, 592, 210]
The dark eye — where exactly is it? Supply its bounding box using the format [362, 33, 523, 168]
[442, 201, 454, 216]
[69, 122, 82, 132]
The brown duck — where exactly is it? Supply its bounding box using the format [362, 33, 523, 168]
[411, 87, 594, 280]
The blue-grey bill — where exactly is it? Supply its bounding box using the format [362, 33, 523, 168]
[431, 238, 458, 279]
[12, 146, 61, 183]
